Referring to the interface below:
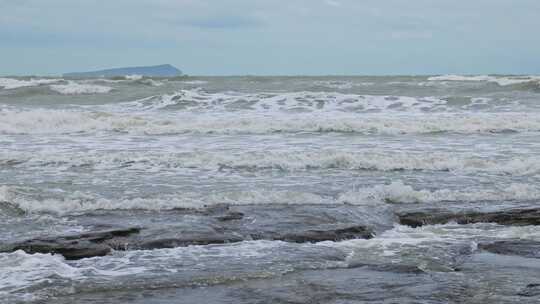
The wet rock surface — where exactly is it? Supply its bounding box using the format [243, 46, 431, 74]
[2, 204, 381, 259]
[518, 284, 540, 297]
[2, 228, 140, 260]
[5, 204, 540, 261]
[3, 203, 540, 303]
[397, 207, 540, 227]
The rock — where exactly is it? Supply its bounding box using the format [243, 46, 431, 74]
[215, 212, 244, 222]
[518, 283, 540, 297]
[4, 227, 141, 260]
[0, 200, 26, 216]
[398, 208, 540, 227]
[479, 240, 540, 258]
[12, 240, 111, 260]
[253, 225, 374, 243]
[137, 234, 244, 250]
[347, 263, 425, 274]
[4, 205, 384, 259]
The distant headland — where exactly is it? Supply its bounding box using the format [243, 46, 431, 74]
[63, 64, 182, 78]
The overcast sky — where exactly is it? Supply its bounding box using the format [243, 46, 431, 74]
[1, 0, 539, 75]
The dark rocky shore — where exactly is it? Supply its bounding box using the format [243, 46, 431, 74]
[4, 204, 539, 260]
[2, 203, 540, 303]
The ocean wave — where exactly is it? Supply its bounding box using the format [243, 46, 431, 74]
[118, 89, 449, 112]
[0, 77, 63, 90]
[338, 181, 540, 205]
[334, 222, 540, 266]
[84, 77, 164, 87]
[312, 80, 374, 89]
[3, 150, 540, 175]
[428, 75, 540, 86]
[49, 81, 113, 95]
[1, 108, 540, 135]
[0, 240, 335, 302]
[137, 78, 164, 86]
[0, 250, 82, 301]
[125, 74, 143, 80]
[181, 80, 208, 85]
[2, 182, 540, 214]
[0, 249, 147, 302]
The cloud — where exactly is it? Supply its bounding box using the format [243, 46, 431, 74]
[1, 0, 540, 75]
[183, 15, 263, 29]
[390, 30, 433, 40]
[325, 0, 341, 7]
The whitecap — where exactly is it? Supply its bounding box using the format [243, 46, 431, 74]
[125, 74, 143, 80]
[2, 182, 540, 214]
[0, 77, 63, 90]
[428, 75, 540, 86]
[3, 149, 540, 176]
[49, 81, 113, 95]
[1, 108, 540, 135]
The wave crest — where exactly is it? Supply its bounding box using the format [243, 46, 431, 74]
[2, 182, 540, 214]
[3, 150, 540, 175]
[1, 108, 539, 135]
[0, 77, 63, 90]
[428, 75, 540, 87]
[50, 82, 113, 95]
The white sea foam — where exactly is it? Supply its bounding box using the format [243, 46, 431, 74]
[139, 79, 163, 86]
[49, 81, 113, 95]
[3, 150, 540, 176]
[0, 250, 81, 300]
[125, 74, 143, 80]
[428, 75, 540, 86]
[313, 80, 375, 89]
[0, 250, 146, 301]
[2, 182, 539, 214]
[0, 77, 63, 90]
[338, 181, 540, 205]
[1, 107, 539, 135]
[121, 89, 449, 112]
[332, 222, 540, 265]
[181, 80, 208, 85]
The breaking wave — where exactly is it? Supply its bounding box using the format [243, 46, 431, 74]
[428, 75, 540, 87]
[0, 77, 63, 90]
[119, 89, 450, 112]
[2, 182, 540, 214]
[49, 81, 113, 95]
[2, 107, 539, 135]
[2, 150, 540, 176]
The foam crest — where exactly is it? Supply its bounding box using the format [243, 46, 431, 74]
[338, 181, 540, 205]
[2, 108, 540, 135]
[3, 150, 540, 175]
[332, 222, 540, 265]
[49, 81, 113, 95]
[3, 182, 540, 214]
[428, 75, 540, 86]
[313, 80, 374, 89]
[125, 74, 143, 80]
[0, 250, 147, 301]
[0, 250, 81, 300]
[0, 77, 63, 89]
[181, 80, 208, 85]
[122, 89, 448, 112]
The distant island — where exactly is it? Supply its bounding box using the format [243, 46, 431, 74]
[63, 64, 182, 78]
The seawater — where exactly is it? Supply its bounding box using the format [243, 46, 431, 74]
[1, 75, 540, 303]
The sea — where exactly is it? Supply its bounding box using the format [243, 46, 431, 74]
[1, 75, 540, 303]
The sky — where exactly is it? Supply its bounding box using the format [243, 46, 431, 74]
[1, 0, 539, 76]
